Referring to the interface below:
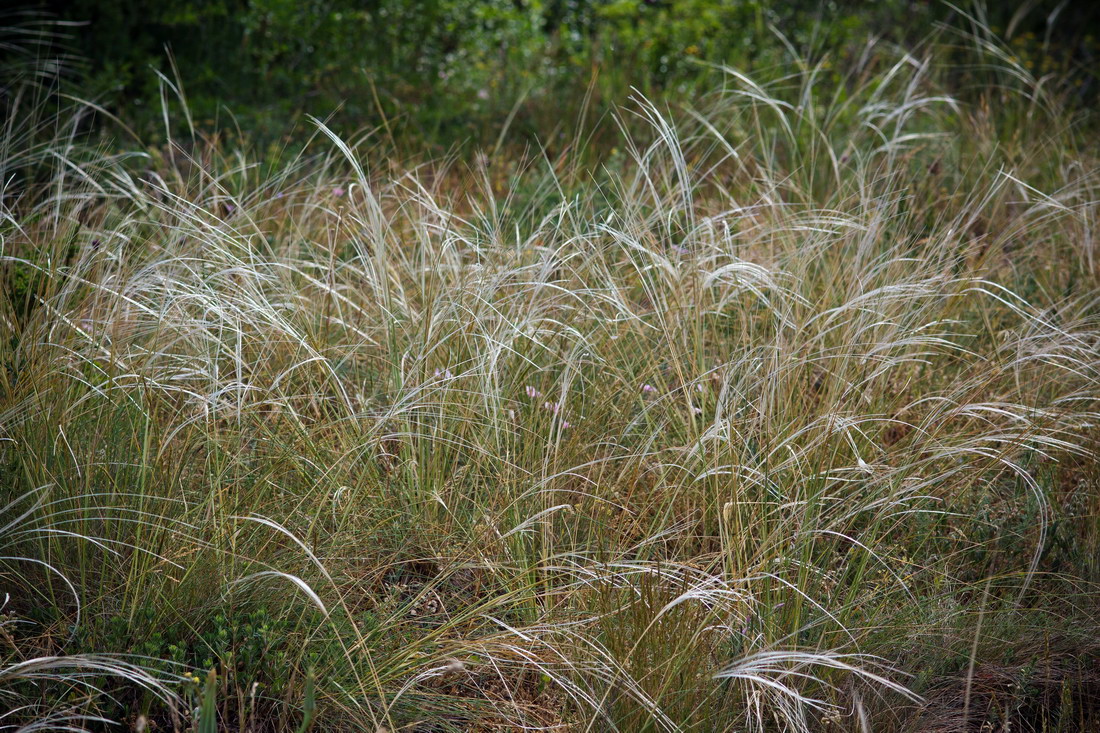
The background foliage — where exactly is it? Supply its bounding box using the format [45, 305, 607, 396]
[27, 0, 1100, 144]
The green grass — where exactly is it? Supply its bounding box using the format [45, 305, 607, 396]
[2, 14, 1100, 733]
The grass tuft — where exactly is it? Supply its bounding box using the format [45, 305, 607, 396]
[2, 16, 1100, 732]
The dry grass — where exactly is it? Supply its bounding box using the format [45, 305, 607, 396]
[2, 18, 1099, 733]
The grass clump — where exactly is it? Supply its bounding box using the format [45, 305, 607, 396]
[2, 15, 1100, 733]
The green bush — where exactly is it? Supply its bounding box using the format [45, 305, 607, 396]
[28, 1, 1095, 145]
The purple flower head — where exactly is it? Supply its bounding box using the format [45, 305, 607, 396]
[642, 384, 657, 394]
[525, 385, 542, 399]
[333, 186, 346, 197]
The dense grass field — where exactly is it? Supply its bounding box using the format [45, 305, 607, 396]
[2, 11, 1100, 732]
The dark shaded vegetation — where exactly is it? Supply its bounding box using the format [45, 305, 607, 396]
[20, 0, 1100, 146]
